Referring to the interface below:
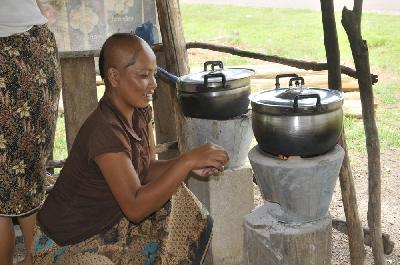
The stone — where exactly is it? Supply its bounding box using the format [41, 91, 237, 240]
[180, 112, 253, 169]
[248, 145, 344, 223]
[243, 202, 332, 265]
[188, 166, 255, 265]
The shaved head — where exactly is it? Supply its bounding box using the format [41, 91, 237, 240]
[98, 33, 154, 84]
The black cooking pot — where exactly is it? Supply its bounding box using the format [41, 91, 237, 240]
[249, 74, 344, 157]
[158, 61, 255, 120]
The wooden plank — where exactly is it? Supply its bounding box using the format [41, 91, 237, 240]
[250, 75, 358, 92]
[60, 57, 98, 152]
[59, 50, 100, 59]
[344, 99, 378, 119]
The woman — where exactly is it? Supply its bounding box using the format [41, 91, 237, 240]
[32, 33, 229, 265]
[0, 1, 61, 264]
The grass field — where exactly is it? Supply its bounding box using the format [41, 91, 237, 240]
[53, 4, 400, 161]
[181, 4, 400, 75]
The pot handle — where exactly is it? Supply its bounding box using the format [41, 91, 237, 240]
[289, 77, 305, 88]
[156, 66, 179, 83]
[204, 61, 224, 71]
[204, 72, 226, 88]
[275, 73, 298, 89]
[293, 94, 322, 111]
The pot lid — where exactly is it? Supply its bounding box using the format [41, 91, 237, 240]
[250, 85, 344, 114]
[178, 61, 255, 93]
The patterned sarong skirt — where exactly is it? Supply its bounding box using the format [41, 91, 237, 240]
[0, 24, 61, 217]
[32, 184, 213, 265]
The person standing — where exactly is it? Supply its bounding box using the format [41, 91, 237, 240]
[0, 1, 61, 264]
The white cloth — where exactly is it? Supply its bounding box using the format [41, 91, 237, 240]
[0, 0, 47, 37]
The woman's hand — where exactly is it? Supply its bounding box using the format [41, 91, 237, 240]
[180, 143, 229, 177]
[192, 167, 224, 177]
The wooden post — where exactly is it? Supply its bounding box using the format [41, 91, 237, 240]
[342, 1, 384, 264]
[155, 0, 190, 152]
[320, 0, 342, 91]
[60, 57, 98, 151]
[153, 50, 179, 159]
[320, 1, 366, 264]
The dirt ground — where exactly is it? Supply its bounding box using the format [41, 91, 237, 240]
[331, 148, 400, 264]
[15, 150, 399, 265]
[253, 147, 400, 264]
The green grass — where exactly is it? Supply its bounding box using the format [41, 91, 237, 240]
[54, 114, 67, 161]
[52, 4, 400, 160]
[181, 4, 400, 76]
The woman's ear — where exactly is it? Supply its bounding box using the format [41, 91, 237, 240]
[108, 68, 119, 87]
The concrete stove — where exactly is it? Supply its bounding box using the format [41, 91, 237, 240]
[244, 145, 344, 265]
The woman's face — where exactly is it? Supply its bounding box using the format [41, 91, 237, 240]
[115, 47, 157, 109]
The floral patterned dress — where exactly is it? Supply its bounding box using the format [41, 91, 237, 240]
[33, 184, 213, 265]
[0, 24, 61, 217]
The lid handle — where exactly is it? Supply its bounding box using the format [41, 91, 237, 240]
[289, 77, 305, 88]
[275, 74, 298, 89]
[204, 61, 224, 71]
[293, 94, 322, 112]
[204, 73, 226, 88]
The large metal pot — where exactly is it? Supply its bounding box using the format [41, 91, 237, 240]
[249, 75, 344, 157]
[158, 61, 255, 120]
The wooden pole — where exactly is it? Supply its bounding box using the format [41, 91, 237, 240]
[185, 42, 378, 84]
[319, 1, 366, 264]
[338, 135, 367, 264]
[342, 0, 385, 264]
[153, 50, 179, 159]
[320, 0, 342, 91]
[156, 0, 190, 152]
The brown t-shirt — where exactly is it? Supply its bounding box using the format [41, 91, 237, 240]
[37, 96, 152, 246]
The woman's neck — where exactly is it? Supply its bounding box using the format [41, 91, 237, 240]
[105, 92, 135, 128]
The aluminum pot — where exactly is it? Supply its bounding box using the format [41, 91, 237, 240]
[249, 75, 344, 157]
[158, 61, 255, 120]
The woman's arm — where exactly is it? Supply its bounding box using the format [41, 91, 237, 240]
[95, 144, 228, 223]
[141, 122, 175, 184]
[144, 159, 174, 184]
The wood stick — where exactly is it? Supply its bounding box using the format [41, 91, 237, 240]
[185, 42, 378, 84]
[320, 1, 366, 264]
[155, 141, 179, 154]
[332, 219, 394, 255]
[342, 1, 385, 264]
